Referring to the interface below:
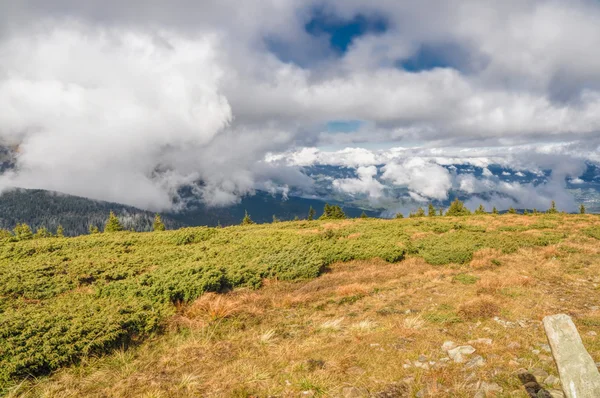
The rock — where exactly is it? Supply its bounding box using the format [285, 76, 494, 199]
[479, 382, 503, 394]
[418, 354, 427, 362]
[441, 341, 456, 351]
[532, 349, 541, 355]
[588, 331, 598, 336]
[468, 338, 493, 345]
[590, 306, 599, 311]
[547, 389, 565, 398]
[507, 342, 521, 349]
[302, 391, 315, 396]
[465, 355, 485, 369]
[543, 314, 600, 398]
[544, 375, 560, 386]
[530, 368, 549, 380]
[342, 387, 364, 398]
[414, 361, 429, 370]
[448, 345, 476, 363]
[540, 344, 552, 353]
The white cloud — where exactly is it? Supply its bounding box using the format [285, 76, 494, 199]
[332, 166, 385, 198]
[382, 158, 452, 200]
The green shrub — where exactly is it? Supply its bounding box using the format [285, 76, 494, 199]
[453, 273, 479, 285]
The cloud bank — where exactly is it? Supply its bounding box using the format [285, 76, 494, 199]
[0, 1, 599, 209]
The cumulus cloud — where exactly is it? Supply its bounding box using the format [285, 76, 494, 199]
[381, 158, 452, 200]
[332, 166, 384, 198]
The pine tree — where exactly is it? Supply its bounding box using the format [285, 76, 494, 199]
[34, 226, 53, 238]
[492, 207, 498, 215]
[438, 208, 443, 216]
[0, 229, 12, 240]
[241, 211, 254, 225]
[395, 212, 404, 219]
[14, 223, 33, 240]
[474, 204, 486, 215]
[580, 204, 586, 214]
[89, 225, 100, 234]
[508, 207, 516, 214]
[428, 203, 436, 217]
[410, 207, 426, 218]
[533, 208, 538, 215]
[360, 211, 368, 219]
[272, 214, 280, 223]
[445, 199, 471, 216]
[104, 211, 124, 232]
[547, 200, 558, 214]
[56, 225, 65, 237]
[308, 206, 316, 221]
[523, 209, 529, 215]
[294, 216, 300, 221]
[153, 214, 166, 231]
[319, 203, 346, 220]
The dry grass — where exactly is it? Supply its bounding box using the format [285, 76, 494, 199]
[8, 214, 600, 398]
[458, 296, 501, 320]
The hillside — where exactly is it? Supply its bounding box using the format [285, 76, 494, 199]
[0, 189, 184, 236]
[0, 188, 378, 236]
[2, 214, 600, 397]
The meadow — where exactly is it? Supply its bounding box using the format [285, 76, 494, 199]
[2, 213, 600, 397]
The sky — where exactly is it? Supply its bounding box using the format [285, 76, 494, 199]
[0, 0, 599, 211]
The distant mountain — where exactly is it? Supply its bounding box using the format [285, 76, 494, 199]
[0, 188, 379, 236]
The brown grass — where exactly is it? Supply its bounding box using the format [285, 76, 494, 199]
[458, 296, 501, 320]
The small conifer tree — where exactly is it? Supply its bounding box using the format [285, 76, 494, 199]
[272, 215, 280, 223]
[153, 214, 166, 231]
[547, 200, 558, 214]
[241, 211, 254, 225]
[104, 211, 124, 232]
[445, 199, 471, 216]
[319, 203, 346, 220]
[428, 203, 436, 217]
[533, 208, 538, 215]
[438, 208, 443, 216]
[308, 206, 316, 221]
[56, 225, 65, 237]
[360, 211, 368, 219]
[580, 204, 586, 214]
[89, 225, 100, 234]
[14, 223, 33, 240]
[34, 227, 53, 238]
[294, 215, 300, 221]
[474, 204, 486, 215]
[395, 212, 404, 219]
[410, 207, 426, 218]
[508, 207, 516, 214]
[492, 206, 498, 215]
[523, 209, 529, 215]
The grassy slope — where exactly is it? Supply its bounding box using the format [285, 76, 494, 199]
[2, 215, 600, 397]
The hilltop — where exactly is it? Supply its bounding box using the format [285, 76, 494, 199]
[2, 214, 600, 397]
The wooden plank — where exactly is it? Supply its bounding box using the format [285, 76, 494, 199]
[543, 314, 600, 398]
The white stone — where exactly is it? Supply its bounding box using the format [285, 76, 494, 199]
[468, 338, 493, 345]
[465, 355, 485, 369]
[448, 345, 476, 363]
[543, 314, 600, 398]
[441, 341, 457, 351]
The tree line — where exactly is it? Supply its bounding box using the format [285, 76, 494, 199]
[0, 200, 589, 241]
